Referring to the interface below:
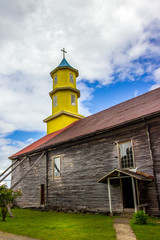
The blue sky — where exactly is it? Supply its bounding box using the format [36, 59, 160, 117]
[0, 0, 160, 185]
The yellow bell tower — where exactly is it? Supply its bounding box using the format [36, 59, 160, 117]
[43, 49, 84, 134]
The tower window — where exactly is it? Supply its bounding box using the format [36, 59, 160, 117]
[53, 156, 61, 177]
[118, 141, 134, 169]
[70, 73, 74, 83]
[71, 94, 76, 106]
[53, 95, 57, 107]
[54, 75, 57, 85]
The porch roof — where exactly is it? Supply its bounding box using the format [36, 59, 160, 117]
[97, 169, 154, 183]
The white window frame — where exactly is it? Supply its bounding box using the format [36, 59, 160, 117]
[71, 94, 76, 106]
[53, 155, 61, 178]
[53, 95, 57, 107]
[70, 73, 74, 83]
[117, 140, 135, 169]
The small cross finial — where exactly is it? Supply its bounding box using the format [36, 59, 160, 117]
[61, 48, 67, 58]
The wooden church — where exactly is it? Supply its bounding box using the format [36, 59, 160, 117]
[2, 49, 160, 215]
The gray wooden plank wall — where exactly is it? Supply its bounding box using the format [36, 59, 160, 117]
[11, 116, 160, 215]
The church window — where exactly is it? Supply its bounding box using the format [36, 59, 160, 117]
[118, 141, 134, 169]
[70, 73, 74, 83]
[53, 156, 61, 177]
[53, 95, 57, 107]
[54, 75, 57, 85]
[71, 94, 76, 106]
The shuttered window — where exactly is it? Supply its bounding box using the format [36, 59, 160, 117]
[71, 94, 76, 106]
[54, 75, 57, 85]
[70, 73, 74, 83]
[53, 95, 57, 107]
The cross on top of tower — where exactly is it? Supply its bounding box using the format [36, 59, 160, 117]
[61, 48, 67, 58]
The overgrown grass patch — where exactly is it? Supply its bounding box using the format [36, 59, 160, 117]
[130, 217, 160, 240]
[0, 208, 116, 240]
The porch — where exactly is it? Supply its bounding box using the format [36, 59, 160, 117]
[98, 169, 153, 215]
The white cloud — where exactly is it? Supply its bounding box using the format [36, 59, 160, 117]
[134, 90, 139, 97]
[154, 68, 160, 83]
[0, 0, 160, 135]
[150, 84, 160, 90]
[150, 68, 160, 90]
[77, 82, 94, 116]
[0, 136, 37, 187]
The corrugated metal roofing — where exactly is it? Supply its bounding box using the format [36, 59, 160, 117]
[10, 87, 160, 159]
[10, 123, 76, 158]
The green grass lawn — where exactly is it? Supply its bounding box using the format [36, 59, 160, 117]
[130, 217, 160, 240]
[0, 208, 116, 240]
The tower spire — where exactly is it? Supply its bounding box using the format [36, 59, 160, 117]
[43, 51, 84, 134]
[61, 48, 67, 59]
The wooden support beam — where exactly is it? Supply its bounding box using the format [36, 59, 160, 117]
[107, 176, 130, 180]
[0, 156, 27, 183]
[0, 160, 18, 178]
[131, 177, 137, 213]
[11, 151, 45, 189]
[107, 178, 112, 216]
[135, 179, 140, 208]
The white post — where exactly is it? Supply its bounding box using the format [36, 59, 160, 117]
[107, 178, 112, 216]
[131, 177, 137, 213]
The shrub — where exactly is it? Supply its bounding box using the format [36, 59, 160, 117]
[0, 184, 21, 221]
[133, 210, 148, 225]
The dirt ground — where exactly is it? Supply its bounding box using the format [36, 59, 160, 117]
[0, 231, 39, 240]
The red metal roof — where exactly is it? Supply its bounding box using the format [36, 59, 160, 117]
[10, 123, 76, 158]
[10, 87, 160, 159]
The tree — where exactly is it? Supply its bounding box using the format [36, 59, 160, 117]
[0, 184, 21, 221]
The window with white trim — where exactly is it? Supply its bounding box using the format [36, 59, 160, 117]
[53, 95, 57, 107]
[118, 141, 134, 169]
[70, 73, 74, 83]
[71, 94, 76, 106]
[53, 156, 60, 177]
[54, 75, 57, 85]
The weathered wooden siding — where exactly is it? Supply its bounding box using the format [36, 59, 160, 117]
[11, 116, 160, 215]
[12, 153, 47, 208]
[148, 117, 160, 214]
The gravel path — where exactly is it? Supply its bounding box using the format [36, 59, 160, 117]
[114, 217, 137, 240]
[0, 231, 40, 240]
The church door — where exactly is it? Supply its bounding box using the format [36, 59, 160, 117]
[121, 178, 134, 208]
[40, 184, 45, 205]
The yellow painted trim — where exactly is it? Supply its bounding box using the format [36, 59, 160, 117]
[43, 110, 84, 123]
[51, 90, 79, 115]
[50, 66, 79, 78]
[44, 58, 83, 134]
[49, 87, 80, 98]
[46, 114, 81, 134]
[52, 69, 77, 90]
